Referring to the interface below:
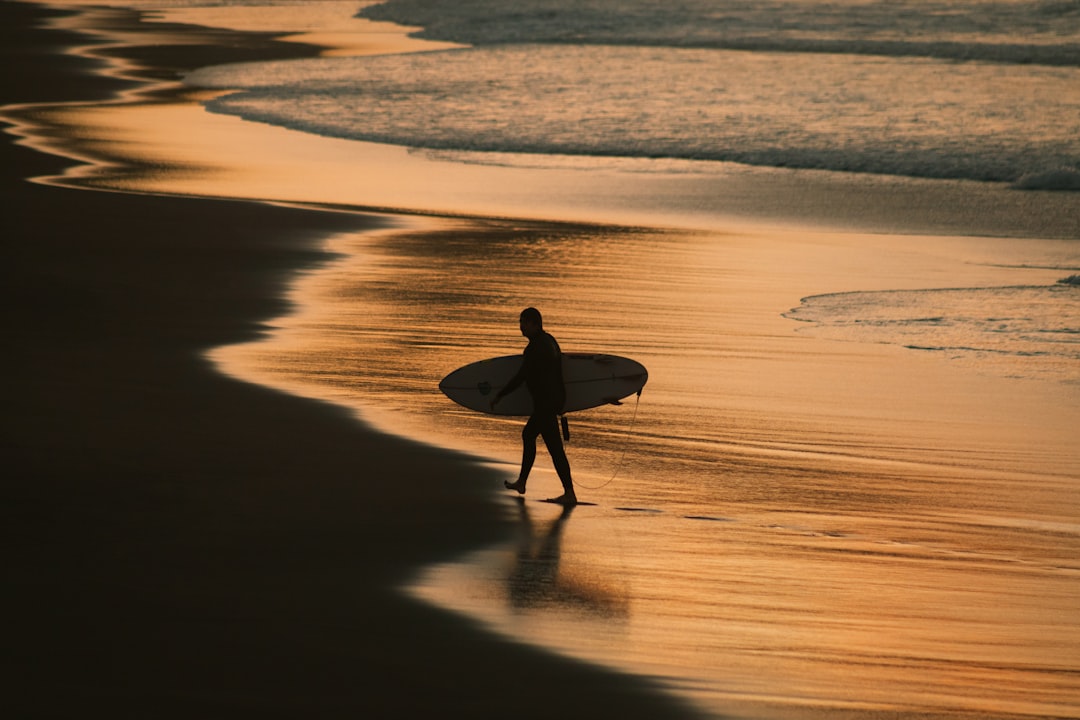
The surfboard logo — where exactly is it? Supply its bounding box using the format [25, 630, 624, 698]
[477, 381, 492, 396]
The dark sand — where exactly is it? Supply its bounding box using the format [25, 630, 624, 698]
[0, 3, 703, 717]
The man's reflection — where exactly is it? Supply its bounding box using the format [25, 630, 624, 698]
[506, 499, 628, 618]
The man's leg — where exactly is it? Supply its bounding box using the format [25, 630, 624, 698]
[539, 415, 576, 503]
[506, 415, 542, 494]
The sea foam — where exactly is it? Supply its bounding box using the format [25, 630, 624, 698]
[360, 0, 1080, 66]
[1013, 167, 1080, 191]
[188, 42, 1080, 186]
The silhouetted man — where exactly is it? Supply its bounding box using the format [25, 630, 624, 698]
[492, 308, 577, 505]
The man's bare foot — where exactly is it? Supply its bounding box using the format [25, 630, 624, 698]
[546, 493, 578, 506]
[504, 479, 527, 494]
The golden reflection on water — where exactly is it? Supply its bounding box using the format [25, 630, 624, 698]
[213, 217, 1080, 718]
[504, 500, 629, 619]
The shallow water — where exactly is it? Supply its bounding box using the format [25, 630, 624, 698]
[787, 283, 1080, 383]
[212, 217, 1080, 719]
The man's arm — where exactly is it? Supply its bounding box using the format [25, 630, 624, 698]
[492, 356, 526, 407]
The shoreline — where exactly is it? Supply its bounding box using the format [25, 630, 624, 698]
[7, 3, 1078, 718]
[9, 5, 1077, 240]
[0, 2, 705, 717]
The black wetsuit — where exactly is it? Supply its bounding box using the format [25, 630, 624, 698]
[503, 331, 573, 494]
[511, 330, 565, 414]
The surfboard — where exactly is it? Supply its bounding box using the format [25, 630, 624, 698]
[439, 353, 648, 417]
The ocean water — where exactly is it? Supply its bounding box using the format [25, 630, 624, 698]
[786, 279, 1080, 382]
[33, 1, 1080, 718]
[185, 0, 1080, 187]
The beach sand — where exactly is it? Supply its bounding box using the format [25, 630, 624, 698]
[0, 3, 704, 717]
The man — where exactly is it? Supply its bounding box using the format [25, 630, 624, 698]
[492, 308, 577, 505]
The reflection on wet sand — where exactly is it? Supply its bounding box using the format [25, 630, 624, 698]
[508, 499, 628, 619]
[342, 217, 1079, 718]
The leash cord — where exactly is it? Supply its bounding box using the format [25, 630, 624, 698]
[574, 390, 642, 491]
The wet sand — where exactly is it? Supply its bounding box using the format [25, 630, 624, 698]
[0, 3, 704, 717]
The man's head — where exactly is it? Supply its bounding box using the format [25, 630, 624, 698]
[519, 307, 543, 337]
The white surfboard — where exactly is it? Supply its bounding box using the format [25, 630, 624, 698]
[439, 353, 648, 417]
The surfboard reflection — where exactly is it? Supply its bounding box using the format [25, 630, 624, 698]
[507, 499, 628, 618]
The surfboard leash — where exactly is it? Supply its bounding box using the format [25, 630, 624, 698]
[573, 389, 643, 491]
